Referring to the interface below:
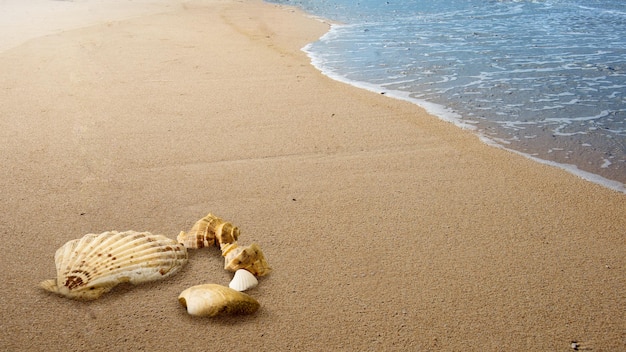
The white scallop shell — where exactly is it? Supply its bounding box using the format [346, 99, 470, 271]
[229, 269, 258, 292]
[178, 284, 260, 317]
[40, 230, 188, 300]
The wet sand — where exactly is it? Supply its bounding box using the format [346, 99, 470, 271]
[0, 0, 624, 350]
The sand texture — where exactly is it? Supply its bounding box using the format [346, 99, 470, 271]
[1, 0, 624, 350]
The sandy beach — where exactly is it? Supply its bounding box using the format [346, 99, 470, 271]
[1, 0, 624, 350]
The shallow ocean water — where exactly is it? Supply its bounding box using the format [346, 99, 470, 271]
[268, 0, 626, 190]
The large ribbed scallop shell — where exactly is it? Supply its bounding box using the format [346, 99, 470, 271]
[178, 284, 260, 317]
[177, 213, 240, 249]
[40, 231, 188, 300]
[221, 242, 271, 277]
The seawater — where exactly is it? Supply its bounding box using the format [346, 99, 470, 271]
[267, 0, 626, 192]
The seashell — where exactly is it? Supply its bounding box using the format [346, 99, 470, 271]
[229, 269, 258, 292]
[178, 284, 260, 317]
[177, 213, 240, 249]
[40, 231, 188, 300]
[222, 242, 271, 277]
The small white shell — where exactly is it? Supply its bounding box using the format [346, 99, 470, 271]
[40, 231, 188, 300]
[178, 284, 260, 317]
[229, 269, 258, 292]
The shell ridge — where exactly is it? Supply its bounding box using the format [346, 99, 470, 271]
[63, 232, 182, 277]
[96, 245, 183, 269]
[105, 241, 187, 265]
[94, 233, 152, 256]
[105, 248, 187, 270]
[78, 231, 146, 266]
[86, 236, 179, 265]
[85, 252, 187, 284]
[83, 248, 186, 278]
[40, 279, 59, 294]
[57, 234, 104, 278]
[87, 258, 186, 286]
[54, 238, 80, 279]
[229, 269, 258, 291]
[54, 238, 79, 265]
[66, 231, 123, 275]
[56, 234, 101, 276]
[45, 231, 188, 300]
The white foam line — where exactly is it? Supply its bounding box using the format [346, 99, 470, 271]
[303, 37, 475, 131]
[302, 34, 626, 195]
[479, 135, 626, 194]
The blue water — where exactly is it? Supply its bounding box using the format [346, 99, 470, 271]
[267, 0, 626, 191]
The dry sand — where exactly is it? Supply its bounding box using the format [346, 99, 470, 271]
[0, 0, 186, 53]
[1, 0, 624, 350]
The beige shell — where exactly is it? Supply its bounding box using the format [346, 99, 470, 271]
[178, 284, 260, 317]
[221, 242, 271, 277]
[229, 269, 258, 292]
[40, 231, 188, 300]
[177, 213, 240, 249]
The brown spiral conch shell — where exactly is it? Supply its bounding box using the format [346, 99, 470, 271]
[177, 213, 240, 249]
[178, 284, 260, 317]
[40, 231, 188, 300]
[221, 242, 272, 277]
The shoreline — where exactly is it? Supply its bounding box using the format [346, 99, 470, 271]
[1, 0, 625, 350]
[301, 21, 626, 193]
[303, 41, 626, 193]
[4, 0, 622, 192]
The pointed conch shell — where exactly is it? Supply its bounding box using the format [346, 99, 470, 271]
[221, 242, 271, 277]
[178, 284, 260, 317]
[229, 269, 258, 292]
[177, 213, 240, 249]
[40, 231, 188, 300]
